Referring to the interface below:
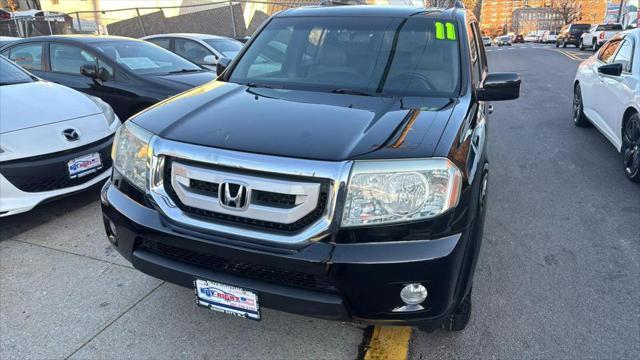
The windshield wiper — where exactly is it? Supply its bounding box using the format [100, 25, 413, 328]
[243, 82, 281, 89]
[331, 88, 375, 96]
[167, 68, 202, 74]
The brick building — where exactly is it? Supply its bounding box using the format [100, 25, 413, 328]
[512, 6, 564, 34]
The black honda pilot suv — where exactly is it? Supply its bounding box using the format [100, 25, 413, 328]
[102, 4, 520, 331]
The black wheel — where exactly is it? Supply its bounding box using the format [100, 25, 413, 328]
[622, 113, 640, 183]
[591, 39, 597, 51]
[579, 40, 584, 50]
[441, 288, 472, 332]
[573, 84, 590, 127]
[562, 41, 567, 48]
[555, 41, 559, 48]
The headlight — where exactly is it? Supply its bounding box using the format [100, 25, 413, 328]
[112, 122, 153, 191]
[88, 95, 117, 126]
[341, 158, 462, 227]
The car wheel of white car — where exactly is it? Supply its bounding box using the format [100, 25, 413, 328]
[622, 113, 640, 183]
[591, 39, 597, 51]
[573, 84, 590, 127]
[579, 40, 584, 51]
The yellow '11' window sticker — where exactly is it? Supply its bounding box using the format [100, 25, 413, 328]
[435, 22, 456, 41]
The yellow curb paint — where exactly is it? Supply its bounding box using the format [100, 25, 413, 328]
[551, 49, 583, 61]
[363, 326, 412, 360]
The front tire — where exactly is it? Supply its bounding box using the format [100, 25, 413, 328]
[555, 41, 559, 48]
[562, 41, 567, 48]
[622, 113, 640, 183]
[573, 84, 590, 127]
[579, 40, 584, 50]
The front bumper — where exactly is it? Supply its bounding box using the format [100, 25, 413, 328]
[101, 181, 476, 327]
[0, 136, 113, 216]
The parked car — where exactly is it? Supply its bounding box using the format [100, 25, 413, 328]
[142, 33, 243, 70]
[542, 30, 558, 43]
[0, 35, 217, 120]
[523, 32, 537, 42]
[101, 5, 520, 332]
[557, 23, 591, 47]
[482, 36, 492, 46]
[0, 56, 119, 216]
[513, 34, 524, 43]
[497, 35, 512, 46]
[573, 29, 640, 182]
[579, 23, 624, 51]
[0, 36, 21, 48]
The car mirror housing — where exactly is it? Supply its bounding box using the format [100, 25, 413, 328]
[203, 55, 218, 65]
[598, 63, 623, 76]
[476, 72, 521, 101]
[216, 57, 231, 77]
[80, 63, 97, 79]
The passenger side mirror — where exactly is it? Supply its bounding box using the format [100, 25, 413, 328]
[598, 63, 622, 76]
[203, 54, 218, 66]
[80, 63, 97, 79]
[476, 72, 521, 101]
[216, 57, 231, 77]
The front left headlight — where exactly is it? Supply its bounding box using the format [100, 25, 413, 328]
[112, 121, 153, 191]
[341, 158, 462, 227]
[88, 95, 118, 126]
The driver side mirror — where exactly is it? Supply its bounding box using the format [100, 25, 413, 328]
[80, 63, 97, 79]
[203, 54, 218, 66]
[476, 72, 521, 101]
[598, 63, 622, 76]
[216, 57, 231, 77]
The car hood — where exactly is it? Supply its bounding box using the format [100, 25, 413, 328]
[147, 71, 217, 92]
[133, 82, 456, 161]
[0, 81, 101, 134]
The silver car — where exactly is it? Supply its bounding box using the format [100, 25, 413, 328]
[142, 33, 243, 70]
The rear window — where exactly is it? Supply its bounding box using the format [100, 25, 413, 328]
[229, 16, 461, 98]
[596, 24, 623, 31]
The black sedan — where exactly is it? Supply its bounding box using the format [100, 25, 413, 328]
[0, 35, 216, 120]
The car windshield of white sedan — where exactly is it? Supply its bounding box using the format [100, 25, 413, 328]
[0, 56, 34, 85]
[94, 41, 202, 75]
[204, 39, 243, 58]
[229, 17, 461, 98]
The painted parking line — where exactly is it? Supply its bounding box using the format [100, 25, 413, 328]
[362, 326, 412, 360]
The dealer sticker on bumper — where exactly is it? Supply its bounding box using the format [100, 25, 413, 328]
[194, 279, 260, 321]
[67, 152, 102, 178]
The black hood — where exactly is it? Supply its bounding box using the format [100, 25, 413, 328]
[146, 71, 217, 92]
[133, 82, 456, 161]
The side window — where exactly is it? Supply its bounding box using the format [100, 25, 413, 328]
[147, 38, 170, 50]
[467, 22, 481, 83]
[8, 42, 43, 70]
[598, 40, 621, 63]
[50, 43, 96, 74]
[612, 39, 634, 73]
[174, 38, 210, 65]
[97, 58, 114, 80]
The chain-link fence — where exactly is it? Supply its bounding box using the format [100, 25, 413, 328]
[0, 1, 323, 39]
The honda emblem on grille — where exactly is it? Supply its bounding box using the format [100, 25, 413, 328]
[62, 128, 80, 142]
[219, 182, 250, 210]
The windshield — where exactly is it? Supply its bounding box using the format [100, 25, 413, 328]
[94, 40, 202, 75]
[596, 24, 623, 31]
[571, 24, 590, 33]
[228, 17, 461, 98]
[204, 39, 243, 58]
[0, 56, 34, 85]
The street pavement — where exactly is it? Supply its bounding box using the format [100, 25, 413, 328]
[1, 43, 639, 359]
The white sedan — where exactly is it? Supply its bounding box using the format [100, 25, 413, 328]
[0, 56, 120, 216]
[573, 29, 640, 182]
[142, 33, 243, 70]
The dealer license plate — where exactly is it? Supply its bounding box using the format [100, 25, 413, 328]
[67, 153, 102, 178]
[194, 279, 260, 321]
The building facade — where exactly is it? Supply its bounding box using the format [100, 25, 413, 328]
[480, 0, 607, 36]
[512, 6, 564, 34]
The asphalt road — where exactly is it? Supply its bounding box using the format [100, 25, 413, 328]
[1, 43, 638, 359]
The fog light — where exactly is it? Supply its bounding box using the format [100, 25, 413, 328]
[400, 284, 428, 305]
[393, 283, 428, 312]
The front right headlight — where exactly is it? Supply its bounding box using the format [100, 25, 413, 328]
[112, 121, 153, 191]
[341, 158, 462, 227]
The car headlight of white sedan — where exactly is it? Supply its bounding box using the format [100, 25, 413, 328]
[341, 158, 462, 227]
[87, 95, 118, 127]
[112, 121, 153, 191]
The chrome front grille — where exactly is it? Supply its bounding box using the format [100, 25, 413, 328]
[148, 137, 352, 247]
